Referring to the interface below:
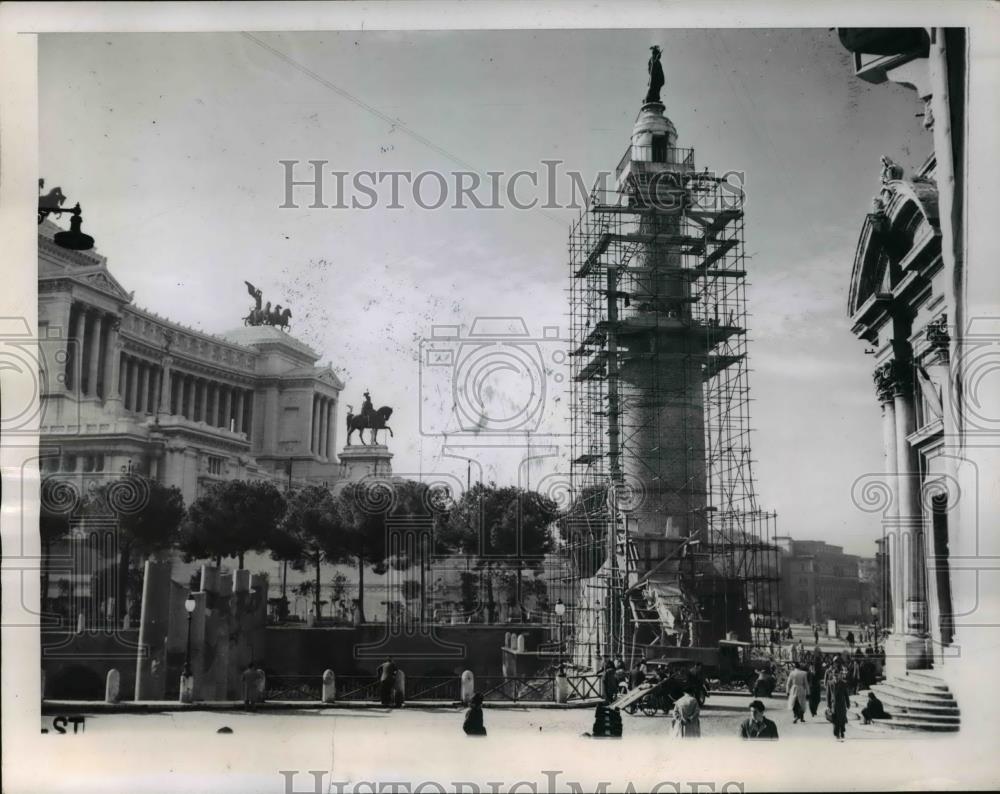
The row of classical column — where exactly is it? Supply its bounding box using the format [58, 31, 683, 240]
[874, 357, 926, 641]
[311, 394, 336, 459]
[168, 373, 254, 437]
[117, 352, 254, 438]
[65, 302, 118, 400]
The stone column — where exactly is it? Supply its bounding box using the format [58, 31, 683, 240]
[159, 357, 172, 416]
[311, 394, 321, 454]
[197, 379, 207, 423]
[67, 303, 85, 392]
[124, 356, 136, 412]
[244, 391, 254, 440]
[235, 389, 246, 437]
[149, 367, 161, 417]
[879, 394, 899, 633]
[134, 559, 173, 700]
[326, 400, 336, 457]
[101, 315, 119, 403]
[875, 359, 930, 675]
[207, 382, 218, 427]
[184, 375, 195, 419]
[138, 361, 150, 414]
[318, 397, 328, 459]
[220, 385, 231, 431]
[118, 352, 127, 403]
[86, 310, 102, 397]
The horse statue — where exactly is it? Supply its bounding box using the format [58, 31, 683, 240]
[276, 307, 292, 330]
[243, 281, 264, 326]
[346, 405, 394, 446]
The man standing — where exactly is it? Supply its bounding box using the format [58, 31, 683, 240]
[377, 656, 398, 706]
[829, 668, 851, 741]
[739, 700, 779, 739]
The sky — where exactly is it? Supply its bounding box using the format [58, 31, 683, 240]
[39, 29, 933, 556]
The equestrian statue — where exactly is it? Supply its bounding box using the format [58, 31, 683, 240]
[345, 389, 394, 445]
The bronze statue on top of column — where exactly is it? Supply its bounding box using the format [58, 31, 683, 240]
[645, 45, 665, 105]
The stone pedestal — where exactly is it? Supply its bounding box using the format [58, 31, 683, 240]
[338, 444, 393, 482]
[884, 631, 932, 678]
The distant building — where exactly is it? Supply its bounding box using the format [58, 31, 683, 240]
[776, 537, 863, 624]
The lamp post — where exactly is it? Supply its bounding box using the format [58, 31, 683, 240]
[38, 179, 95, 250]
[178, 594, 197, 703]
[870, 602, 880, 653]
[183, 594, 196, 677]
[555, 599, 566, 667]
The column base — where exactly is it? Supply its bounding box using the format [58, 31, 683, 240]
[883, 631, 933, 678]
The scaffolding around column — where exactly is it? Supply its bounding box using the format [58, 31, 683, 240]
[562, 142, 782, 668]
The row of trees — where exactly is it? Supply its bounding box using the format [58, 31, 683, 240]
[39, 474, 561, 626]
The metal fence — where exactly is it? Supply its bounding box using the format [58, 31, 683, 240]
[263, 673, 603, 703]
[476, 676, 554, 703]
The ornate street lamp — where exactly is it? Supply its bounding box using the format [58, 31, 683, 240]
[183, 594, 196, 677]
[555, 598, 566, 667]
[38, 179, 94, 251]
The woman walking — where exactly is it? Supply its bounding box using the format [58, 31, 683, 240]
[828, 668, 851, 741]
[786, 663, 809, 723]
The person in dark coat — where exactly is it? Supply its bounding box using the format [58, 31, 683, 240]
[807, 662, 823, 718]
[828, 668, 851, 740]
[377, 657, 398, 706]
[602, 659, 618, 703]
[739, 700, 779, 739]
[861, 692, 889, 724]
[628, 658, 646, 690]
[463, 692, 487, 736]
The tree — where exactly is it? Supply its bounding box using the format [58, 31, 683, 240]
[338, 479, 452, 624]
[181, 480, 285, 569]
[88, 475, 185, 624]
[274, 485, 351, 621]
[39, 475, 75, 615]
[436, 482, 558, 623]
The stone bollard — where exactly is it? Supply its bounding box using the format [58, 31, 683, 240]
[179, 672, 194, 703]
[516, 634, 527, 652]
[105, 668, 121, 703]
[460, 670, 475, 704]
[554, 670, 570, 704]
[322, 670, 336, 704]
[75, 612, 85, 634]
[504, 631, 512, 648]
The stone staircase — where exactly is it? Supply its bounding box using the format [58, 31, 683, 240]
[850, 671, 960, 733]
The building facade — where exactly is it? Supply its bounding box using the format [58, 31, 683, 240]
[837, 28, 998, 728]
[38, 219, 344, 505]
[776, 537, 863, 624]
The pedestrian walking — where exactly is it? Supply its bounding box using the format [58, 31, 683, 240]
[740, 700, 779, 739]
[814, 626, 819, 645]
[807, 662, 822, 718]
[463, 692, 487, 736]
[377, 656, 398, 706]
[828, 669, 851, 740]
[670, 687, 701, 738]
[786, 663, 809, 723]
[846, 630, 855, 650]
